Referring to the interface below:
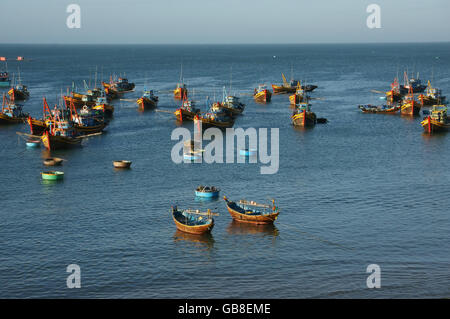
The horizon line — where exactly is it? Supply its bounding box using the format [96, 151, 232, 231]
[1, 40, 450, 46]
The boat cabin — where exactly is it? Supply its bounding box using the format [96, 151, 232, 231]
[430, 105, 448, 123]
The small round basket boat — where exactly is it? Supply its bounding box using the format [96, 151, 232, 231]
[195, 185, 220, 198]
[43, 157, 63, 166]
[41, 171, 64, 181]
[113, 160, 132, 169]
[26, 139, 40, 148]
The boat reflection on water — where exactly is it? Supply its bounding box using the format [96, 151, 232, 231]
[226, 220, 279, 237]
[173, 230, 215, 249]
[194, 196, 220, 203]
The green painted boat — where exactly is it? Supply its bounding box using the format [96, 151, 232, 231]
[41, 171, 64, 181]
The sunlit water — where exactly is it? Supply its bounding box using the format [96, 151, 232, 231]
[0, 43, 449, 298]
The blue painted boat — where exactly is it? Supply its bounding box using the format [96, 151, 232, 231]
[195, 185, 220, 198]
[239, 148, 256, 156]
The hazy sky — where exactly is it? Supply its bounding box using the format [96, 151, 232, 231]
[0, 0, 449, 44]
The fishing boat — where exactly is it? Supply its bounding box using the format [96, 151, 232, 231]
[7, 69, 29, 100]
[418, 81, 446, 106]
[0, 94, 29, 125]
[385, 77, 403, 103]
[26, 98, 58, 136]
[173, 64, 187, 99]
[174, 97, 200, 122]
[193, 104, 235, 129]
[41, 129, 81, 150]
[40, 108, 81, 150]
[289, 82, 310, 105]
[400, 86, 421, 116]
[253, 85, 272, 103]
[291, 102, 316, 127]
[272, 73, 317, 94]
[400, 72, 427, 94]
[171, 206, 217, 235]
[174, 83, 187, 100]
[8, 84, 29, 101]
[223, 196, 280, 225]
[195, 185, 220, 198]
[137, 89, 159, 110]
[41, 171, 64, 181]
[67, 100, 108, 135]
[63, 93, 97, 108]
[102, 76, 135, 93]
[219, 87, 245, 116]
[92, 95, 114, 117]
[358, 104, 400, 114]
[421, 105, 450, 133]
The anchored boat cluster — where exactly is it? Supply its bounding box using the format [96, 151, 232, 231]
[359, 71, 449, 133]
[173, 187, 280, 235]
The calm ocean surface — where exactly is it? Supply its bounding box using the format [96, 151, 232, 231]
[0, 43, 449, 298]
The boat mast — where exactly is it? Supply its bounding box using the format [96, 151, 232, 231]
[229, 66, 233, 95]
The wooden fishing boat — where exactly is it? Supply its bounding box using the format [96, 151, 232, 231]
[137, 90, 159, 110]
[63, 95, 97, 108]
[400, 87, 421, 116]
[291, 102, 316, 127]
[223, 196, 279, 225]
[253, 85, 272, 103]
[41, 108, 82, 150]
[8, 84, 29, 100]
[27, 118, 46, 135]
[358, 104, 400, 114]
[41, 171, 64, 181]
[102, 77, 135, 93]
[0, 94, 28, 125]
[174, 98, 200, 122]
[173, 83, 187, 99]
[289, 82, 310, 105]
[67, 100, 108, 135]
[92, 101, 114, 117]
[272, 73, 317, 94]
[400, 72, 427, 94]
[26, 98, 60, 135]
[41, 131, 81, 150]
[418, 81, 446, 106]
[195, 185, 220, 198]
[104, 86, 122, 100]
[421, 105, 450, 133]
[193, 108, 235, 129]
[171, 206, 217, 235]
[384, 77, 403, 103]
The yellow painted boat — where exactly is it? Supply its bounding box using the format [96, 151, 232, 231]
[421, 105, 450, 133]
[253, 85, 272, 103]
